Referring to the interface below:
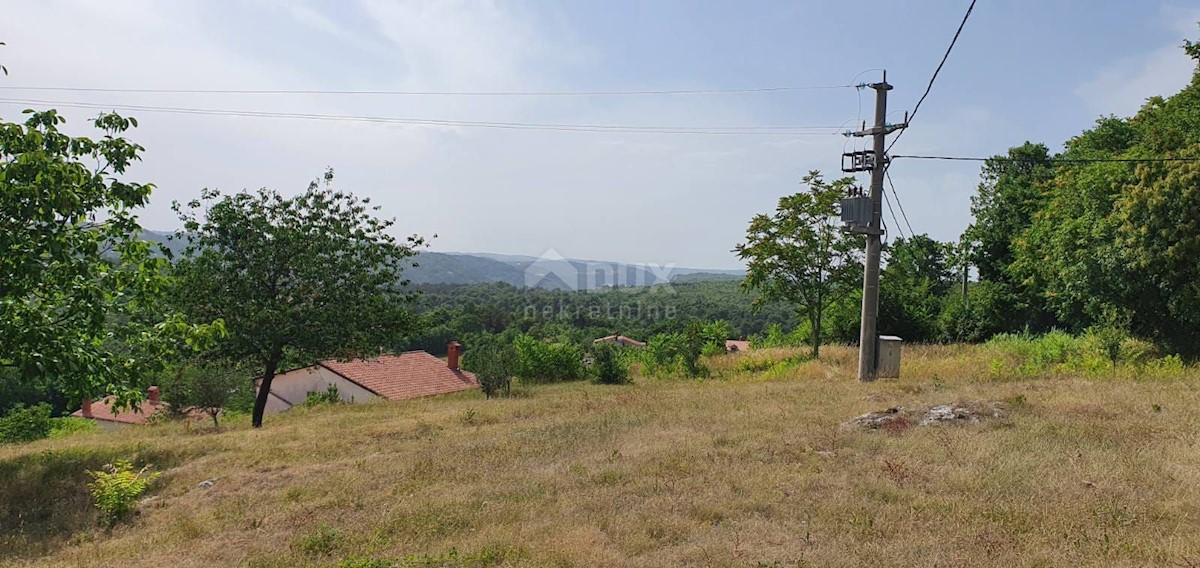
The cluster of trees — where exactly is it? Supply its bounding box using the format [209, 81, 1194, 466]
[737, 39, 1200, 358]
[1, 108, 429, 431]
[403, 280, 795, 357]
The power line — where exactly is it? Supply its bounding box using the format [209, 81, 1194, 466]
[884, 168, 915, 237]
[892, 154, 1200, 164]
[881, 190, 906, 242]
[886, 0, 977, 153]
[0, 97, 843, 136]
[0, 83, 855, 97]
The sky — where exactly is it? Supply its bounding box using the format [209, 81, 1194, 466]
[2, 0, 1198, 269]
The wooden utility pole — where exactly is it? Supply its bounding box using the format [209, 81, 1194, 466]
[850, 73, 904, 382]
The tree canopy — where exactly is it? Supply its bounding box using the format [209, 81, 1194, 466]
[736, 171, 862, 358]
[1, 110, 219, 409]
[172, 170, 426, 427]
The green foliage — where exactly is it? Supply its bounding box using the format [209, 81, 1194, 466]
[1088, 306, 1132, 373]
[0, 110, 222, 408]
[512, 335, 584, 383]
[296, 525, 343, 557]
[172, 169, 425, 427]
[988, 36, 1200, 354]
[86, 459, 161, 526]
[642, 322, 709, 378]
[750, 323, 809, 349]
[163, 363, 250, 427]
[937, 281, 1017, 343]
[736, 171, 862, 358]
[304, 384, 343, 407]
[984, 330, 1185, 378]
[464, 336, 517, 398]
[878, 235, 955, 342]
[590, 343, 631, 385]
[0, 403, 52, 444]
[48, 417, 100, 439]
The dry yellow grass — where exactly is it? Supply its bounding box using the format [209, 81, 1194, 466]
[3, 344, 1200, 567]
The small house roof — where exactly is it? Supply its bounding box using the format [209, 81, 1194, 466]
[593, 335, 647, 348]
[318, 351, 478, 401]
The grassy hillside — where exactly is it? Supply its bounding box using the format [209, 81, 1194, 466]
[3, 345, 1199, 567]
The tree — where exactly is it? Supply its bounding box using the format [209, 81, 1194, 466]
[164, 363, 250, 428]
[735, 171, 862, 358]
[590, 343, 630, 385]
[1, 110, 218, 408]
[878, 235, 953, 342]
[172, 170, 426, 427]
[464, 339, 516, 398]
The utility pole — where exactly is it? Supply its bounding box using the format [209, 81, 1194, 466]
[846, 72, 904, 382]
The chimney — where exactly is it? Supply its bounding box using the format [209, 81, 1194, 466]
[447, 341, 462, 371]
[81, 398, 93, 418]
[147, 386, 161, 403]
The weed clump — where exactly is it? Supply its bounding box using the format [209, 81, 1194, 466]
[86, 460, 161, 526]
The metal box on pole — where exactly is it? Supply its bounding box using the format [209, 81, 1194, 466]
[876, 335, 902, 378]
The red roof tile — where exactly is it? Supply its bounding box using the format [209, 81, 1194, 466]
[70, 397, 167, 425]
[319, 351, 478, 401]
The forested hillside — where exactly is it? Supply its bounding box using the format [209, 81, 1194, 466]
[403, 280, 798, 355]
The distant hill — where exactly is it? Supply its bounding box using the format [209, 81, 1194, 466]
[670, 272, 744, 283]
[139, 230, 743, 290]
[403, 252, 525, 286]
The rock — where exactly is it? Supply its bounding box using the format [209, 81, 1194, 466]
[919, 404, 976, 426]
[845, 401, 1006, 431]
[138, 495, 162, 508]
[842, 407, 907, 430]
[918, 402, 1005, 426]
[197, 479, 217, 489]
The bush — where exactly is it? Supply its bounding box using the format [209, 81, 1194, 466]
[591, 344, 631, 385]
[304, 384, 343, 407]
[513, 335, 585, 383]
[48, 417, 100, 439]
[643, 323, 709, 378]
[750, 323, 809, 349]
[86, 459, 161, 525]
[296, 525, 343, 557]
[0, 403, 53, 444]
[467, 341, 517, 398]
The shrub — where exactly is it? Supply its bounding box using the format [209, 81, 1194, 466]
[466, 341, 516, 398]
[591, 344, 631, 385]
[304, 384, 343, 407]
[48, 417, 100, 439]
[643, 323, 709, 378]
[1087, 306, 1132, 375]
[296, 525, 343, 557]
[513, 335, 585, 383]
[0, 403, 53, 444]
[750, 323, 809, 349]
[86, 459, 161, 525]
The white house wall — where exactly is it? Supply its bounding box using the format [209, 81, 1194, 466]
[262, 365, 378, 413]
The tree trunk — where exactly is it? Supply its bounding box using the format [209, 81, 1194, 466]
[811, 309, 822, 360]
[252, 355, 281, 428]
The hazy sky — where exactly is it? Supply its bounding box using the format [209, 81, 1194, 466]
[2, 1, 1197, 268]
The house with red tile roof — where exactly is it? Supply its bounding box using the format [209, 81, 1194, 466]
[71, 386, 170, 430]
[256, 342, 478, 414]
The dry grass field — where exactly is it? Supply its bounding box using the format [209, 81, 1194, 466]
[3, 343, 1200, 567]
